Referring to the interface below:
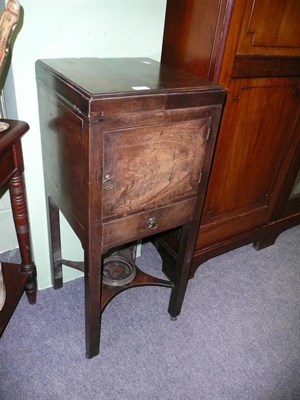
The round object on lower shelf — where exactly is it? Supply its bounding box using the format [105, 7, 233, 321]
[103, 256, 136, 286]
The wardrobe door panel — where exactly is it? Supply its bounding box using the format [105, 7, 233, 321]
[237, 0, 300, 56]
[197, 78, 299, 249]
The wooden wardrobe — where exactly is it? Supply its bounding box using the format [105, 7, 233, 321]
[161, 0, 300, 277]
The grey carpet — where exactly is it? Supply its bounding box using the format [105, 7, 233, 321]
[0, 226, 299, 400]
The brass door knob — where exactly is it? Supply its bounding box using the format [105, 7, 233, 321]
[146, 217, 158, 230]
[103, 173, 114, 190]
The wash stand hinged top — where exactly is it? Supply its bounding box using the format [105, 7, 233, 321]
[35, 57, 225, 358]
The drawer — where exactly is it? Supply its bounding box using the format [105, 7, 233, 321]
[102, 197, 196, 252]
[0, 148, 15, 187]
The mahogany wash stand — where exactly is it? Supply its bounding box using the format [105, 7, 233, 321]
[35, 58, 225, 358]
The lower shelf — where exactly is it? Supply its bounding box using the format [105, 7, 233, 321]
[101, 264, 173, 312]
[60, 242, 174, 314]
[0, 263, 28, 336]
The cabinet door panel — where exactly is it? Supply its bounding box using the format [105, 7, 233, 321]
[237, 0, 300, 56]
[199, 79, 299, 248]
[103, 118, 210, 219]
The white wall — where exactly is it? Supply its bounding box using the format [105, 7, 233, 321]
[2, 0, 167, 289]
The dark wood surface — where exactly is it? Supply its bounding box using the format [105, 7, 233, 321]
[161, 0, 300, 276]
[0, 263, 28, 336]
[39, 57, 220, 95]
[36, 57, 225, 358]
[0, 119, 37, 336]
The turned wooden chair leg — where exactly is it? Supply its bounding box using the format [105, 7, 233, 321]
[9, 171, 37, 304]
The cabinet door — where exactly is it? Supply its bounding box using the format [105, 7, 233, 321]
[237, 0, 300, 57]
[102, 117, 211, 219]
[196, 78, 299, 250]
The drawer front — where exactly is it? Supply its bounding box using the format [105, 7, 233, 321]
[102, 197, 196, 252]
[0, 148, 15, 187]
[102, 118, 210, 219]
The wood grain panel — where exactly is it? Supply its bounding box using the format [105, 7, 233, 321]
[161, 0, 233, 81]
[201, 78, 299, 226]
[0, 148, 15, 188]
[103, 119, 209, 218]
[237, 0, 300, 56]
[103, 198, 196, 252]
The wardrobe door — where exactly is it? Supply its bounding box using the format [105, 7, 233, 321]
[196, 77, 299, 250]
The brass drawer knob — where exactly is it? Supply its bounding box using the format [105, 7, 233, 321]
[103, 173, 114, 190]
[146, 217, 158, 230]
